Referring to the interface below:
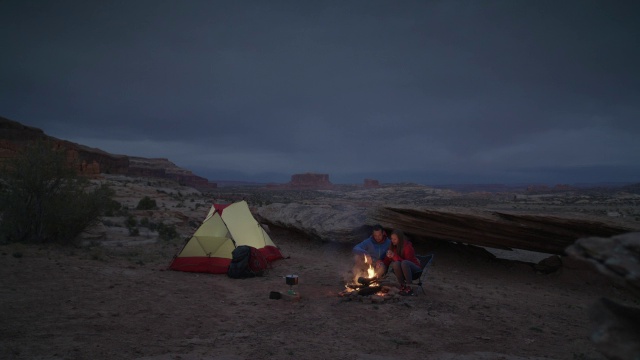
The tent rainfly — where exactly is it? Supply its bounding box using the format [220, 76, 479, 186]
[169, 200, 283, 274]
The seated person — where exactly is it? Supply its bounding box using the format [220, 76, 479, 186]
[383, 229, 421, 296]
[352, 224, 391, 278]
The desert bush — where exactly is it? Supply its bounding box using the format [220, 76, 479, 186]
[147, 221, 158, 231]
[157, 222, 178, 242]
[125, 215, 137, 228]
[103, 198, 122, 217]
[136, 196, 157, 210]
[115, 206, 130, 217]
[0, 140, 114, 245]
[124, 215, 139, 236]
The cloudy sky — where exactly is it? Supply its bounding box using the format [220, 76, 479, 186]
[1, 1, 639, 185]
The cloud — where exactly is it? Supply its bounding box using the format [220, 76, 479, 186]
[1, 0, 638, 184]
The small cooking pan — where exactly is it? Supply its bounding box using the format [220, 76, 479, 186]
[285, 274, 299, 286]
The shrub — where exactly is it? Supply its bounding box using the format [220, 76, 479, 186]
[125, 215, 137, 228]
[103, 198, 122, 217]
[136, 196, 157, 210]
[157, 222, 178, 242]
[0, 140, 114, 245]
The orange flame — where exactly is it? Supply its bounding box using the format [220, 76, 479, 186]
[367, 263, 375, 278]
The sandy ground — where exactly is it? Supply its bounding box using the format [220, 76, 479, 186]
[1, 225, 636, 360]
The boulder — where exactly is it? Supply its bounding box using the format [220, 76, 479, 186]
[590, 297, 640, 360]
[566, 232, 640, 360]
[566, 232, 640, 293]
[533, 255, 562, 274]
[255, 203, 369, 242]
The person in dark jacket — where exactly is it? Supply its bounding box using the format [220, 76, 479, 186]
[352, 224, 391, 278]
[383, 229, 421, 296]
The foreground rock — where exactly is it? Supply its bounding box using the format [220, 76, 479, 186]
[566, 232, 640, 293]
[566, 232, 640, 360]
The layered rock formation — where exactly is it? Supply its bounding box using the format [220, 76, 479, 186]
[255, 201, 636, 256]
[372, 207, 633, 254]
[127, 157, 216, 189]
[0, 116, 216, 189]
[267, 172, 334, 189]
[0, 116, 129, 177]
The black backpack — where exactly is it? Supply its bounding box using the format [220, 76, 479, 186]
[228, 245, 260, 279]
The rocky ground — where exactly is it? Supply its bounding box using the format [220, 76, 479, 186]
[1, 175, 639, 360]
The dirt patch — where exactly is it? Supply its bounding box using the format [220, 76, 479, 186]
[1, 226, 636, 360]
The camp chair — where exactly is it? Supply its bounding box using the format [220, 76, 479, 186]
[384, 254, 434, 295]
[412, 254, 434, 295]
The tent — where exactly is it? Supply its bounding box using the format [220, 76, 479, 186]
[169, 200, 283, 274]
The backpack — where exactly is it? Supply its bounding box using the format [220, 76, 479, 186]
[227, 245, 268, 279]
[248, 246, 268, 276]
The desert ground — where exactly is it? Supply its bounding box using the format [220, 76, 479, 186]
[1, 176, 638, 360]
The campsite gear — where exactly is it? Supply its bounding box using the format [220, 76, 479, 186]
[384, 253, 434, 295]
[228, 246, 256, 278]
[285, 274, 299, 285]
[269, 291, 282, 300]
[248, 246, 269, 275]
[412, 254, 434, 295]
[169, 200, 283, 274]
[285, 274, 298, 295]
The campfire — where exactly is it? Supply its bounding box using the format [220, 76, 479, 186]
[339, 255, 385, 297]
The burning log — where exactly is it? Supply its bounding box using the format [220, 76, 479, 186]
[340, 276, 383, 297]
[358, 286, 382, 296]
[357, 276, 379, 287]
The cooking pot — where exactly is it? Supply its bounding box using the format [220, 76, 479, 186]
[285, 275, 299, 286]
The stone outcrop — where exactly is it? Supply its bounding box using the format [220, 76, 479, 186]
[0, 116, 216, 189]
[255, 201, 635, 256]
[0, 116, 130, 176]
[372, 207, 633, 255]
[255, 203, 369, 242]
[128, 157, 216, 189]
[267, 172, 334, 190]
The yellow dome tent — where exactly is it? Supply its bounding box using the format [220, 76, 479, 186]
[169, 200, 282, 273]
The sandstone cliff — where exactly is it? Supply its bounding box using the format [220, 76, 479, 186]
[0, 116, 216, 189]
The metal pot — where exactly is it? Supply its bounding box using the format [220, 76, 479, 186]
[285, 275, 299, 286]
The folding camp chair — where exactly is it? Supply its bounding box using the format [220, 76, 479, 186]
[412, 254, 434, 295]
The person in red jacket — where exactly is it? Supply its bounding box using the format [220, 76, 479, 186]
[383, 229, 421, 296]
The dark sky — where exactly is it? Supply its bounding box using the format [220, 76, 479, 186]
[1, 1, 639, 185]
